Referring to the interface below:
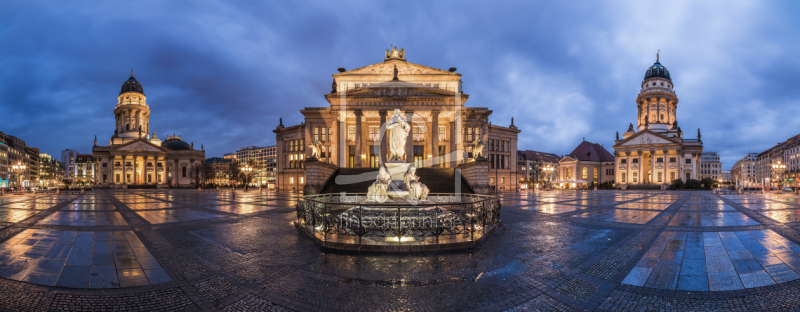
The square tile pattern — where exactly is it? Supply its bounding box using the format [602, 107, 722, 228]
[623, 230, 800, 291]
[0, 230, 170, 288]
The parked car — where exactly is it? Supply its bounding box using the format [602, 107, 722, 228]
[784, 187, 793, 192]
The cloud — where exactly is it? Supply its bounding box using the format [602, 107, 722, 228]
[0, 0, 798, 170]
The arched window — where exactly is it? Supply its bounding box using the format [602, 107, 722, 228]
[182, 167, 187, 177]
[126, 124, 130, 131]
[582, 167, 587, 180]
[593, 168, 598, 179]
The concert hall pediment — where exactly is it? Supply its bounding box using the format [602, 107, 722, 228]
[341, 61, 457, 76]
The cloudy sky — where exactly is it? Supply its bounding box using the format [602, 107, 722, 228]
[2, 1, 799, 168]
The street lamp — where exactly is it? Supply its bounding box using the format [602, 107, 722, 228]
[240, 164, 253, 191]
[772, 161, 786, 192]
[11, 161, 26, 192]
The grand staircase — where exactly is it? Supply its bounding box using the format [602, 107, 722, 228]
[320, 167, 474, 194]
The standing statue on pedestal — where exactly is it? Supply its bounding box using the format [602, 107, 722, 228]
[366, 166, 391, 203]
[404, 166, 429, 201]
[386, 109, 410, 161]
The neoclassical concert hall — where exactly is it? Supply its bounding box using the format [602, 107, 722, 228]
[274, 47, 520, 192]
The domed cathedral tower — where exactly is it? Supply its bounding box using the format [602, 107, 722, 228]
[613, 52, 703, 188]
[92, 71, 205, 189]
[637, 52, 678, 132]
[114, 70, 150, 141]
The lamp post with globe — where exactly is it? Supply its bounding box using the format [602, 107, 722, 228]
[11, 161, 26, 192]
[240, 165, 253, 192]
[772, 161, 787, 193]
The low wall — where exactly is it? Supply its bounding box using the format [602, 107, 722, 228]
[456, 158, 491, 194]
[303, 158, 339, 194]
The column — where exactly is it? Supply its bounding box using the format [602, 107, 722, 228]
[638, 153, 643, 184]
[405, 110, 414, 163]
[449, 121, 456, 168]
[431, 110, 440, 167]
[379, 110, 387, 164]
[354, 109, 363, 168]
[122, 156, 127, 184]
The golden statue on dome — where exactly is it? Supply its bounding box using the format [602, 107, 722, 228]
[385, 45, 405, 61]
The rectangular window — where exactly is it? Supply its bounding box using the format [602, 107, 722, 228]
[633, 172, 638, 183]
[657, 158, 663, 163]
[413, 126, 424, 141]
[582, 167, 587, 179]
[658, 172, 663, 183]
[313, 127, 319, 142]
[686, 159, 692, 164]
[126, 174, 131, 183]
[620, 159, 627, 164]
[148, 174, 152, 183]
[490, 154, 495, 169]
[126, 162, 131, 166]
[438, 126, 446, 141]
[116, 174, 120, 183]
[670, 157, 676, 163]
[501, 177, 505, 184]
[621, 172, 626, 183]
[103, 174, 107, 183]
[102, 163, 107, 168]
[369, 126, 380, 141]
[348, 126, 355, 141]
[593, 168, 598, 179]
[632, 159, 639, 164]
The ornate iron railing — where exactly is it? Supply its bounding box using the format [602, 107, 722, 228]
[295, 193, 501, 246]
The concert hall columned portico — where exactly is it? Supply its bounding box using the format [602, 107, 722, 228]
[274, 47, 519, 192]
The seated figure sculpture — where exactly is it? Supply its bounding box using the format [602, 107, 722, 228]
[403, 166, 430, 201]
[366, 166, 391, 203]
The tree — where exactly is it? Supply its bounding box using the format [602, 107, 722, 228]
[237, 159, 264, 191]
[685, 179, 702, 190]
[203, 164, 216, 186]
[670, 179, 684, 190]
[189, 163, 205, 188]
[227, 161, 241, 186]
[700, 177, 717, 190]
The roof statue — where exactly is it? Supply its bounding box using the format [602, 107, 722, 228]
[511, 117, 514, 126]
[385, 45, 405, 61]
[94, 135, 97, 146]
[698, 128, 701, 140]
[657, 49, 660, 62]
[392, 65, 399, 81]
[627, 123, 634, 132]
[644, 115, 649, 129]
[616, 131, 619, 140]
[279, 118, 283, 126]
[331, 79, 336, 93]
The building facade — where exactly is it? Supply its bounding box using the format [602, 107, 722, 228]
[731, 153, 757, 187]
[273, 47, 520, 192]
[235, 145, 277, 187]
[700, 151, 723, 181]
[721, 170, 731, 183]
[61, 149, 80, 181]
[557, 141, 615, 188]
[0, 132, 40, 188]
[517, 150, 560, 188]
[75, 154, 95, 186]
[92, 72, 205, 188]
[612, 54, 703, 187]
[0, 138, 7, 188]
[783, 134, 800, 188]
[204, 157, 232, 186]
[38, 153, 64, 188]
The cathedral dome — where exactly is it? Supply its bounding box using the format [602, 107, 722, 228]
[120, 72, 144, 95]
[644, 61, 671, 82]
[163, 137, 192, 150]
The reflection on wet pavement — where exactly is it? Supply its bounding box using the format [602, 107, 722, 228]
[668, 212, 759, 226]
[572, 209, 660, 224]
[38, 212, 127, 226]
[623, 230, 800, 291]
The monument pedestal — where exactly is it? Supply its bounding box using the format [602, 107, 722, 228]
[385, 162, 410, 199]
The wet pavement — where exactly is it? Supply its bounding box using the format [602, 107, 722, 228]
[3, 190, 800, 311]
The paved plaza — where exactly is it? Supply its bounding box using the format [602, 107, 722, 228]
[2, 190, 800, 311]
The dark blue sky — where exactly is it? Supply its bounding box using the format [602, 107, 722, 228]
[2, 1, 799, 168]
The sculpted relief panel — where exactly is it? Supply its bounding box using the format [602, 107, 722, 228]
[354, 63, 441, 75]
[118, 142, 162, 152]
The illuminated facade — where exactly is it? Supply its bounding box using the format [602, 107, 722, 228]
[557, 140, 616, 188]
[613, 54, 703, 187]
[92, 72, 205, 188]
[274, 48, 519, 191]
